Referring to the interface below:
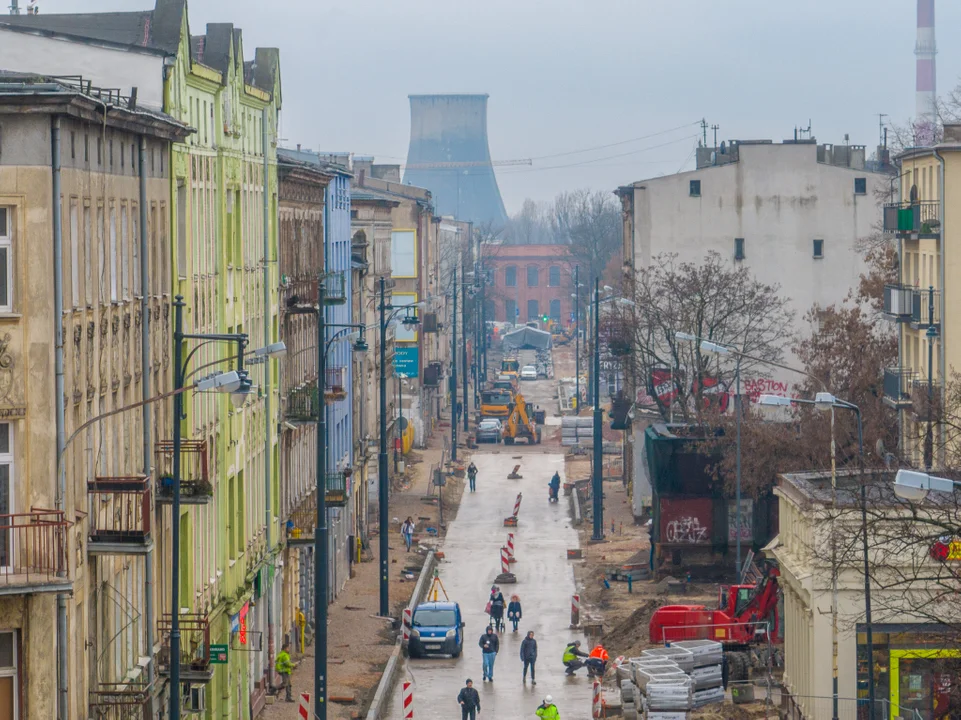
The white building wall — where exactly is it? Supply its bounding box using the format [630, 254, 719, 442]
[0, 29, 165, 109]
[630, 143, 887, 395]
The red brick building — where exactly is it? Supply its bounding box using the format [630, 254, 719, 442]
[483, 244, 574, 324]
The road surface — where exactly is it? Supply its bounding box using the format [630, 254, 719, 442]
[384, 433, 592, 718]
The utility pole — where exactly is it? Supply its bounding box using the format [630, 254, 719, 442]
[925, 285, 938, 470]
[314, 277, 328, 720]
[574, 265, 580, 414]
[591, 278, 604, 542]
[378, 278, 390, 617]
[452, 267, 458, 461]
[462, 257, 469, 433]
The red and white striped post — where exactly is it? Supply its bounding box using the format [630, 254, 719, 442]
[592, 681, 602, 718]
[513, 492, 523, 518]
[506, 533, 516, 562]
[403, 607, 412, 644]
[403, 681, 414, 720]
[571, 594, 580, 627]
[500, 547, 510, 574]
[298, 693, 310, 720]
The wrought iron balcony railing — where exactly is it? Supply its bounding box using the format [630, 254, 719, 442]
[882, 284, 914, 319]
[286, 385, 319, 422]
[325, 367, 347, 402]
[88, 681, 153, 720]
[87, 475, 152, 554]
[157, 612, 213, 682]
[0, 510, 69, 594]
[883, 200, 941, 235]
[155, 440, 212, 505]
[883, 367, 917, 409]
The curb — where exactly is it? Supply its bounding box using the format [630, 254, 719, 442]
[364, 550, 437, 720]
[570, 484, 582, 526]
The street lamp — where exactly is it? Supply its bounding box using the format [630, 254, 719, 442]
[168, 296, 282, 720]
[893, 468, 960, 501]
[759, 391, 872, 720]
[377, 277, 422, 619]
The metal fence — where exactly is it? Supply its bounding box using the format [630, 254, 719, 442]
[777, 690, 923, 720]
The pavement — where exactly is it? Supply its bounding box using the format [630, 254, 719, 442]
[383, 395, 594, 720]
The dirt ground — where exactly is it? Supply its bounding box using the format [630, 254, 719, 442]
[260, 421, 467, 720]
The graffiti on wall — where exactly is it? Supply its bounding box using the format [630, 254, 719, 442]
[665, 516, 709, 544]
[727, 499, 754, 543]
[660, 497, 713, 546]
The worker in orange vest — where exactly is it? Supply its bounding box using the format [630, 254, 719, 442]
[585, 644, 609, 678]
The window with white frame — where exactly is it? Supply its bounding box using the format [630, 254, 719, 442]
[0, 424, 12, 572]
[109, 204, 118, 301]
[0, 630, 18, 719]
[0, 208, 11, 312]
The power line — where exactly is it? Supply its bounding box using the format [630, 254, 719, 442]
[498, 134, 700, 174]
[527, 120, 702, 161]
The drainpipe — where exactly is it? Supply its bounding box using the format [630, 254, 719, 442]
[139, 135, 156, 712]
[934, 149, 947, 463]
[262, 107, 276, 687]
[52, 115, 69, 720]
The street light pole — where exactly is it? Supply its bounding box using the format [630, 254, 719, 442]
[463, 265, 469, 433]
[169, 296, 185, 720]
[452, 267, 458, 461]
[734, 355, 742, 574]
[314, 277, 328, 720]
[925, 285, 937, 470]
[591, 278, 604, 542]
[378, 277, 390, 618]
[574, 265, 580, 414]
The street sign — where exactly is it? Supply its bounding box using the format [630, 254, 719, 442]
[210, 644, 228, 664]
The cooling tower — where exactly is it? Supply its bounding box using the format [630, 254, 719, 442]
[403, 94, 509, 227]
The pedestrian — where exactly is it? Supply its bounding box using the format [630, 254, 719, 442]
[457, 678, 481, 720]
[488, 586, 505, 632]
[478, 626, 500, 681]
[520, 630, 538, 685]
[507, 594, 523, 633]
[535, 695, 559, 720]
[275, 642, 295, 702]
[467, 462, 478, 492]
[401, 516, 415, 552]
[562, 639, 588, 675]
[586, 643, 609, 678]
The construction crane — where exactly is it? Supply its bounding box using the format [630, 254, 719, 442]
[402, 159, 532, 170]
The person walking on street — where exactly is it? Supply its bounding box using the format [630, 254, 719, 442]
[275, 642, 295, 702]
[562, 640, 589, 675]
[478, 626, 500, 681]
[489, 586, 506, 632]
[535, 695, 560, 720]
[507, 595, 523, 633]
[520, 631, 538, 684]
[401, 516, 415, 552]
[457, 678, 481, 720]
[467, 462, 478, 492]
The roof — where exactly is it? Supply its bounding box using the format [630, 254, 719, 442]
[414, 601, 459, 610]
[351, 187, 404, 205]
[482, 243, 571, 260]
[0, 0, 186, 54]
[776, 468, 961, 509]
[278, 148, 350, 178]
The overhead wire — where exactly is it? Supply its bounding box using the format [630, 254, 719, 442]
[498, 134, 700, 174]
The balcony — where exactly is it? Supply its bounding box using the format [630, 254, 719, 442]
[88, 682, 152, 719]
[883, 200, 940, 236]
[286, 385, 319, 423]
[911, 377, 942, 421]
[883, 367, 917, 409]
[325, 367, 347, 402]
[882, 284, 914, 319]
[323, 272, 346, 305]
[157, 612, 213, 683]
[87, 475, 152, 555]
[911, 288, 941, 329]
[155, 440, 212, 506]
[0, 510, 70, 595]
[286, 473, 351, 547]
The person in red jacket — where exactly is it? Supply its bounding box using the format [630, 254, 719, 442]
[586, 644, 609, 678]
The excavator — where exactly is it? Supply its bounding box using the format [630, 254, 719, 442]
[500, 357, 520, 383]
[502, 393, 542, 445]
[648, 561, 781, 682]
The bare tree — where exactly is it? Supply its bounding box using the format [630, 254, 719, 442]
[549, 188, 622, 282]
[505, 198, 552, 245]
[608, 251, 793, 424]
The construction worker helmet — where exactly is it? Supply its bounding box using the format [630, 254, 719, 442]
[545, 695, 553, 704]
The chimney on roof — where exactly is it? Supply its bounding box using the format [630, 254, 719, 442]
[297, 143, 301, 151]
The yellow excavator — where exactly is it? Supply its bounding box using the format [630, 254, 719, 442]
[500, 357, 520, 382]
[502, 393, 542, 445]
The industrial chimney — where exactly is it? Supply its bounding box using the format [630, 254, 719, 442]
[403, 94, 509, 227]
[915, 0, 937, 143]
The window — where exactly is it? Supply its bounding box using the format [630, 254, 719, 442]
[390, 230, 417, 277]
[97, 205, 105, 302]
[0, 631, 18, 718]
[549, 266, 561, 287]
[505, 265, 517, 287]
[690, 179, 701, 197]
[121, 202, 129, 298]
[0, 208, 11, 312]
[69, 199, 79, 307]
[734, 237, 745, 261]
[527, 299, 539, 320]
[550, 299, 561, 319]
[109, 204, 118, 301]
[132, 205, 140, 296]
[176, 183, 187, 280]
[527, 265, 538, 287]
[505, 299, 517, 321]
[0, 424, 12, 571]
[854, 177, 866, 195]
[813, 239, 824, 259]
[70, 131, 75, 160]
[83, 203, 92, 306]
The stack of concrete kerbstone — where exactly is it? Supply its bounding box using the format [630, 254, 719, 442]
[560, 416, 592, 446]
[669, 640, 725, 708]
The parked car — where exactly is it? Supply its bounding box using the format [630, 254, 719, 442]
[407, 601, 465, 658]
[476, 418, 503, 443]
[520, 365, 537, 381]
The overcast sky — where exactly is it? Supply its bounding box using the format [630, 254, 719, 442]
[38, 0, 961, 213]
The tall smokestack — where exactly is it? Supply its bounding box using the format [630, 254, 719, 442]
[916, 0, 937, 142]
[403, 94, 509, 226]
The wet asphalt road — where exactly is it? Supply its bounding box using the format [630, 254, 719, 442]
[384, 437, 593, 719]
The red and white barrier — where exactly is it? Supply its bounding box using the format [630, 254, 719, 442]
[571, 594, 580, 627]
[298, 693, 310, 720]
[506, 533, 516, 562]
[500, 547, 510, 574]
[403, 607, 412, 644]
[403, 681, 413, 720]
[513, 492, 523, 517]
[592, 681, 603, 718]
